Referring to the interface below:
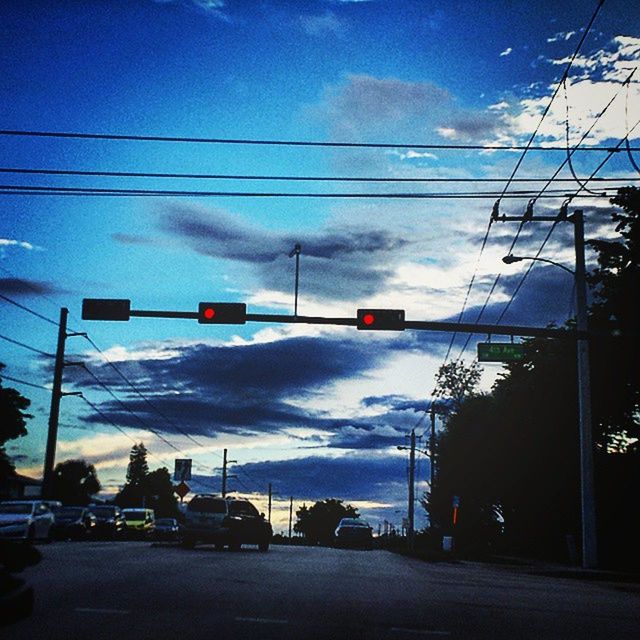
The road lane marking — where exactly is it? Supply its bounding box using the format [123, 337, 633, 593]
[235, 616, 288, 625]
[390, 631, 451, 637]
[75, 607, 131, 614]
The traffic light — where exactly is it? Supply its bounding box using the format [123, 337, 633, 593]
[356, 308, 405, 331]
[82, 298, 131, 321]
[198, 302, 247, 324]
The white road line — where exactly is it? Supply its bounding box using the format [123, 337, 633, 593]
[235, 616, 289, 625]
[75, 607, 131, 615]
[390, 632, 451, 637]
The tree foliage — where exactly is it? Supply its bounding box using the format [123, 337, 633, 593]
[115, 443, 177, 517]
[433, 360, 483, 414]
[294, 498, 358, 545]
[0, 363, 33, 480]
[52, 459, 101, 505]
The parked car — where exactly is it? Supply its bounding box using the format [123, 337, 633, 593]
[154, 518, 180, 542]
[334, 518, 373, 549]
[0, 502, 55, 542]
[88, 505, 126, 539]
[51, 506, 97, 540]
[122, 508, 155, 538]
[182, 495, 272, 551]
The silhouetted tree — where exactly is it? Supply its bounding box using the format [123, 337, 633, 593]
[144, 467, 179, 518]
[0, 363, 33, 481]
[115, 443, 177, 515]
[52, 459, 101, 505]
[433, 360, 483, 415]
[294, 498, 358, 545]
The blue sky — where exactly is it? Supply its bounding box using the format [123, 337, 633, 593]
[1, 0, 639, 532]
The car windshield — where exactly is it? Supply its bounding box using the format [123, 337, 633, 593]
[0, 503, 33, 515]
[188, 498, 226, 513]
[340, 519, 369, 527]
[123, 510, 146, 520]
[228, 501, 259, 517]
[90, 507, 117, 518]
[57, 507, 84, 518]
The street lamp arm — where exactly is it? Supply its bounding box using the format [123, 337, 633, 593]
[502, 254, 575, 276]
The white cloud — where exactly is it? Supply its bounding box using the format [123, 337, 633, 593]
[300, 11, 344, 37]
[499, 47, 513, 57]
[547, 31, 576, 43]
[0, 238, 36, 250]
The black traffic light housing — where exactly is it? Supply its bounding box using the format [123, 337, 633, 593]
[82, 298, 131, 321]
[356, 308, 405, 331]
[198, 302, 247, 324]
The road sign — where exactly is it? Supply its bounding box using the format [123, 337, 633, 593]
[174, 458, 192, 481]
[477, 342, 525, 362]
[174, 481, 190, 499]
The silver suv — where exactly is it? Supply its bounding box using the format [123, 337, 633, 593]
[182, 494, 271, 551]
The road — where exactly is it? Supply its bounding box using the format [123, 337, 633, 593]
[7, 541, 640, 639]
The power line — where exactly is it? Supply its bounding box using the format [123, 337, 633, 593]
[0, 292, 60, 327]
[0, 373, 49, 391]
[499, 0, 606, 200]
[81, 335, 222, 457]
[0, 333, 54, 358]
[1, 127, 635, 151]
[0, 184, 609, 199]
[0, 166, 636, 183]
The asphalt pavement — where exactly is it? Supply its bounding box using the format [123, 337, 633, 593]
[6, 541, 640, 639]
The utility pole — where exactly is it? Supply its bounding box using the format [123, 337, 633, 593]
[288, 496, 293, 538]
[221, 449, 236, 498]
[408, 428, 416, 551]
[497, 205, 597, 568]
[42, 308, 85, 499]
[268, 483, 272, 522]
[573, 210, 597, 569]
[429, 404, 437, 491]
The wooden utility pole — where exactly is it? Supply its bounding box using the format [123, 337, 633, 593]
[268, 483, 272, 522]
[288, 496, 293, 538]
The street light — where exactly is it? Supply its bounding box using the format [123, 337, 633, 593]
[501, 209, 597, 569]
[502, 254, 575, 276]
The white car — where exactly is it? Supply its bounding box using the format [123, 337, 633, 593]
[0, 501, 55, 542]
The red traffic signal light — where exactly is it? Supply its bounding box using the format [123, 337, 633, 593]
[356, 308, 405, 331]
[198, 302, 247, 324]
[82, 298, 131, 321]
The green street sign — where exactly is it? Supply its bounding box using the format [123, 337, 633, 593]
[477, 342, 525, 362]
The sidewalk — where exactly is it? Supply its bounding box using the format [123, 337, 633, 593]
[476, 555, 640, 585]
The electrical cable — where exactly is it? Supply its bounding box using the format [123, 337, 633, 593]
[0, 373, 49, 391]
[0, 166, 636, 184]
[624, 70, 640, 175]
[0, 292, 60, 327]
[1, 127, 634, 151]
[0, 333, 54, 358]
[0, 184, 607, 199]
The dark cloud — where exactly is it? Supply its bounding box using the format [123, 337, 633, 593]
[0, 277, 65, 296]
[111, 233, 155, 245]
[70, 334, 399, 436]
[158, 202, 415, 299]
[238, 454, 409, 505]
[439, 112, 503, 141]
[322, 74, 452, 137]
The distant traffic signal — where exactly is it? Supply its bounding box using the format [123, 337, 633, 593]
[356, 308, 405, 331]
[198, 302, 247, 324]
[82, 298, 131, 321]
